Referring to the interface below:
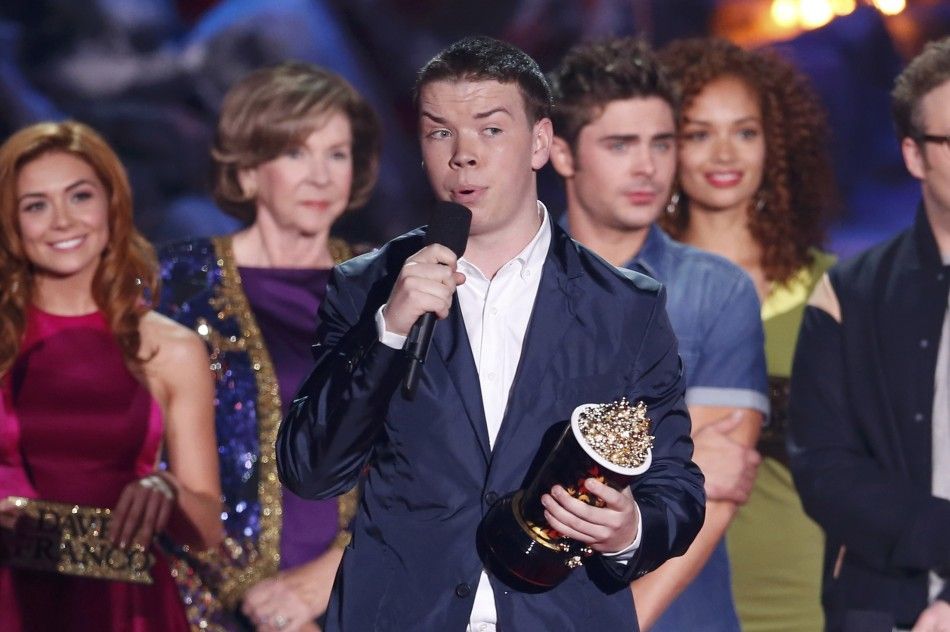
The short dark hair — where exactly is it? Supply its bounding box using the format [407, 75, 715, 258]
[213, 62, 380, 222]
[891, 36, 950, 141]
[414, 35, 552, 123]
[549, 38, 679, 150]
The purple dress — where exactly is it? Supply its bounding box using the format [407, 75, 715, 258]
[158, 237, 358, 630]
[238, 266, 339, 569]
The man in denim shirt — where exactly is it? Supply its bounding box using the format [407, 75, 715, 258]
[549, 38, 769, 631]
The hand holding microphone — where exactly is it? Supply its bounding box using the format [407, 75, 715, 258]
[382, 245, 464, 336]
[382, 202, 472, 398]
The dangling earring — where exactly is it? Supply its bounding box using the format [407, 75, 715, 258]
[754, 190, 766, 213]
[665, 191, 680, 216]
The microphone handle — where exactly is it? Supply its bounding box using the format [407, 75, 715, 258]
[402, 312, 436, 399]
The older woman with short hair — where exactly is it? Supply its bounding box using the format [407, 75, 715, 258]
[158, 61, 380, 632]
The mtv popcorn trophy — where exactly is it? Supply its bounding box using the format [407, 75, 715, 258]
[481, 398, 653, 589]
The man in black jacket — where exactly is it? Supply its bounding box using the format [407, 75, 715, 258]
[789, 36, 950, 632]
[276, 36, 704, 631]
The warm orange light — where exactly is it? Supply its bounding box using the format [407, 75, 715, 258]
[872, 0, 906, 15]
[831, 0, 856, 15]
[771, 0, 800, 28]
[800, 0, 835, 28]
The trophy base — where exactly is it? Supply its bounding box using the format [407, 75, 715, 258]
[479, 491, 574, 590]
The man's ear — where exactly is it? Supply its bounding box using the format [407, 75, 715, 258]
[531, 118, 554, 170]
[549, 136, 575, 178]
[901, 136, 927, 181]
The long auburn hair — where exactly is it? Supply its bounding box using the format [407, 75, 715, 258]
[659, 38, 837, 284]
[0, 121, 158, 375]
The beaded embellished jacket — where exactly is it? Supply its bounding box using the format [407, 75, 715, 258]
[158, 236, 356, 630]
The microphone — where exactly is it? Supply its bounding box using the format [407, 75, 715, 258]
[402, 201, 472, 399]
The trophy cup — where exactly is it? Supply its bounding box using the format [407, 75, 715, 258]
[480, 398, 653, 589]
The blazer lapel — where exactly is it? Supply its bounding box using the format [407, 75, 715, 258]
[490, 231, 582, 464]
[432, 297, 491, 462]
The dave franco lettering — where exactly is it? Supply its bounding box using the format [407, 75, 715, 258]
[0, 497, 155, 584]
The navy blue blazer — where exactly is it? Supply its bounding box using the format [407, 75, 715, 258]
[277, 220, 705, 631]
[789, 207, 950, 631]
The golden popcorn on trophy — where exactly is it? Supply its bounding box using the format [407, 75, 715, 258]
[480, 398, 654, 589]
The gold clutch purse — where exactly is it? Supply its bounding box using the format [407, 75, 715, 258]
[0, 496, 154, 584]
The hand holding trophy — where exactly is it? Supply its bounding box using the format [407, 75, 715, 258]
[480, 398, 654, 589]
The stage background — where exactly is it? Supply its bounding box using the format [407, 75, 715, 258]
[1, 0, 947, 257]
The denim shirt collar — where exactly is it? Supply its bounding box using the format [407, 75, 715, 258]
[557, 212, 668, 280]
[626, 224, 669, 279]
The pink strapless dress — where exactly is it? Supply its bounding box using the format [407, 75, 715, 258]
[0, 307, 188, 631]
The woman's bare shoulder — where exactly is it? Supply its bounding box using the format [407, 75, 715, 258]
[139, 311, 208, 366]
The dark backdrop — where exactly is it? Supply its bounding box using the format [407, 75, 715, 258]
[0, 0, 947, 256]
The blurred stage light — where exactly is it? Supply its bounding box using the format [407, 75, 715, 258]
[756, 0, 907, 44]
[771, 0, 800, 27]
[871, 0, 906, 16]
[831, 0, 857, 15]
[800, 0, 835, 28]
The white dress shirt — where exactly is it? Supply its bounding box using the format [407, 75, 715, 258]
[929, 258, 950, 604]
[376, 204, 640, 632]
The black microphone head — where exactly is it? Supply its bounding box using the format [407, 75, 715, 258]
[425, 201, 472, 259]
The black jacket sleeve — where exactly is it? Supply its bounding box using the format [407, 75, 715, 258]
[276, 264, 405, 500]
[591, 287, 706, 584]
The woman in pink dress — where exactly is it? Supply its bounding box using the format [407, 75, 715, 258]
[0, 121, 223, 631]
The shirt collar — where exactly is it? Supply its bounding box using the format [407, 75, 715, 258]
[626, 224, 669, 278]
[516, 201, 551, 273]
[459, 201, 551, 279]
[558, 212, 665, 278]
[915, 202, 948, 271]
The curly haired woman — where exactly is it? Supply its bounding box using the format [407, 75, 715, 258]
[659, 38, 838, 632]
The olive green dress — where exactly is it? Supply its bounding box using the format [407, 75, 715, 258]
[728, 251, 835, 631]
